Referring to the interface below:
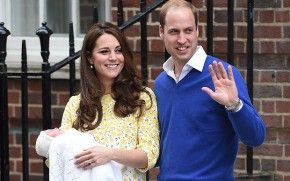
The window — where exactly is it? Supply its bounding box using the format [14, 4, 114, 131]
[46, 0, 71, 35]
[0, 0, 111, 71]
[11, 0, 39, 36]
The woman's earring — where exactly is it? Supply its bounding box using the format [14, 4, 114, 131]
[90, 64, 94, 69]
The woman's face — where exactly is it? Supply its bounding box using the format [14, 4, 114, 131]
[90, 33, 125, 85]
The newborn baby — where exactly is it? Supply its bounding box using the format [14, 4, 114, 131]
[35, 128, 122, 181]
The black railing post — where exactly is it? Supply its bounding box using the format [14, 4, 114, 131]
[93, 6, 98, 23]
[227, 0, 234, 65]
[140, 0, 148, 86]
[0, 22, 10, 181]
[246, 0, 254, 175]
[140, 0, 148, 177]
[206, 0, 213, 55]
[21, 40, 29, 181]
[69, 22, 76, 96]
[36, 22, 53, 181]
[117, 0, 124, 26]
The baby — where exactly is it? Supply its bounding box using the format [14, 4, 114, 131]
[35, 128, 122, 181]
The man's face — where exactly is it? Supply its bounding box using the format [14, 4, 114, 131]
[159, 6, 199, 64]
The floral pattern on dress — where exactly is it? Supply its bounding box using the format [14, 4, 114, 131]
[60, 87, 159, 181]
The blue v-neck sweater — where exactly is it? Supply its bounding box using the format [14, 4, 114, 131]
[154, 55, 265, 181]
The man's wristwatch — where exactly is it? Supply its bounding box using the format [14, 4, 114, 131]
[225, 98, 243, 112]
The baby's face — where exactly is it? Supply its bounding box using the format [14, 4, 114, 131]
[45, 128, 65, 137]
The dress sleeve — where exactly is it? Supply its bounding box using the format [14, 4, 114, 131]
[59, 95, 80, 130]
[137, 87, 160, 172]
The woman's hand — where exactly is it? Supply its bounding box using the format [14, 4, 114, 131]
[74, 145, 148, 170]
[74, 145, 112, 170]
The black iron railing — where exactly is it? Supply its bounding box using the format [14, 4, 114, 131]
[0, 21, 10, 181]
[246, 0, 254, 175]
[0, 0, 255, 180]
[21, 39, 29, 181]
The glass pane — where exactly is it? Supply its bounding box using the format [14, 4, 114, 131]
[46, 0, 71, 35]
[11, 0, 39, 36]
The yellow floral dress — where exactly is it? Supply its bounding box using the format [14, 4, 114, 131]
[59, 87, 159, 181]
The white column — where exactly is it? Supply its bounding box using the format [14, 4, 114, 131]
[97, 0, 112, 22]
[104, 0, 112, 21]
[71, 0, 80, 36]
[0, 0, 11, 29]
[39, 0, 47, 24]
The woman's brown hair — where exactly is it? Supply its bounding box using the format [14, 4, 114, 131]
[73, 22, 152, 131]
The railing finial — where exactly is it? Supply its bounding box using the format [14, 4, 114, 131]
[0, 22, 11, 64]
[36, 21, 53, 63]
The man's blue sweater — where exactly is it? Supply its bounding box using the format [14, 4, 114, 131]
[154, 55, 265, 181]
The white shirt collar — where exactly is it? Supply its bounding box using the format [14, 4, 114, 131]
[163, 46, 207, 82]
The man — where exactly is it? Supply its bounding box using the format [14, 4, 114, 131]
[154, 0, 266, 180]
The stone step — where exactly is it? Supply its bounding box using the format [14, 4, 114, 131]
[235, 173, 273, 181]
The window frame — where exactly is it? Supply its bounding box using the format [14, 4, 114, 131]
[0, 0, 111, 73]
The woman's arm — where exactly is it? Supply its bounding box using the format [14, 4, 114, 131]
[74, 88, 159, 171]
[74, 146, 147, 170]
[109, 148, 147, 168]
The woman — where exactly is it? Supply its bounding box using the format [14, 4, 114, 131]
[36, 22, 159, 181]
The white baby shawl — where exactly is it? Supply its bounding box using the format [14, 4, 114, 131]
[36, 129, 123, 181]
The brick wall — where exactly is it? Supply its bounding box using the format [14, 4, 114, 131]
[7, 79, 72, 180]
[5, 0, 290, 180]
